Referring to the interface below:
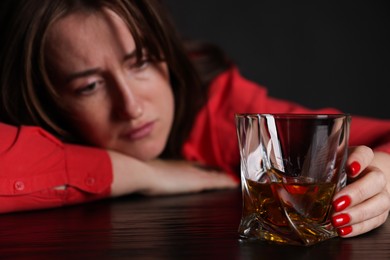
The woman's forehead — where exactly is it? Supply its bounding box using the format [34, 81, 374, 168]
[45, 9, 137, 73]
[47, 8, 132, 44]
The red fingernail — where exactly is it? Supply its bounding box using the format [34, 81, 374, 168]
[337, 226, 353, 236]
[348, 161, 361, 176]
[332, 213, 351, 227]
[333, 195, 351, 212]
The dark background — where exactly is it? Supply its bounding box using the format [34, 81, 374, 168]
[163, 0, 389, 119]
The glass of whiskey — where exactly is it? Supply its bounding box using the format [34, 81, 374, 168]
[235, 113, 351, 246]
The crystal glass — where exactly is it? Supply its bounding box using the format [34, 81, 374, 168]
[235, 113, 351, 246]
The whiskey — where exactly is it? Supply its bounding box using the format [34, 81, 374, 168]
[239, 174, 338, 246]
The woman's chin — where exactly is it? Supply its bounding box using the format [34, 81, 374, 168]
[118, 145, 164, 161]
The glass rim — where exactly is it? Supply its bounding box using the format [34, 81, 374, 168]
[235, 113, 350, 119]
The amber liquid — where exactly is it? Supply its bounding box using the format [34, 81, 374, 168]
[239, 170, 338, 246]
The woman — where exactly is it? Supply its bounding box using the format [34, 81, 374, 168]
[0, 0, 389, 239]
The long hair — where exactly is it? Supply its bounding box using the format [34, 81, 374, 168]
[0, 0, 230, 158]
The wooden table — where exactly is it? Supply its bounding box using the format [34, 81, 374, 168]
[0, 189, 389, 259]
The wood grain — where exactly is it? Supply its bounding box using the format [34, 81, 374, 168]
[0, 189, 389, 259]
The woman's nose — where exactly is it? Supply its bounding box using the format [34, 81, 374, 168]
[119, 93, 143, 119]
[112, 81, 143, 120]
[120, 100, 143, 119]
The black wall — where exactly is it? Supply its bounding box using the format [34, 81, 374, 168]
[164, 0, 389, 119]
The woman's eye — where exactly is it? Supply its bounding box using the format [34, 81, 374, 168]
[76, 82, 98, 95]
[132, 59, 149, 71]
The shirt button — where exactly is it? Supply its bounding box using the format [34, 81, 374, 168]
[85, 177, 96, 186]
[14, 181, 25, 191]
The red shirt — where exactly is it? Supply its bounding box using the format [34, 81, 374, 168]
[183, 67, 390, 179]
[1, 67, 390, 213]
[0, 124, 112, 213]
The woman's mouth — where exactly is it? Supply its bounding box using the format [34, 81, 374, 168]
[123, 121, 155, 141]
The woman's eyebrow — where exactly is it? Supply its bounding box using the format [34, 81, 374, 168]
[66, 68, 101, 83]
[65, 50, 139, 83]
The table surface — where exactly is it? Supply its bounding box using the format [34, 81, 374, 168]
[0, 189, 389, 259]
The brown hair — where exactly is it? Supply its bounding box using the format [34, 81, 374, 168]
[0, 0, 230, 158]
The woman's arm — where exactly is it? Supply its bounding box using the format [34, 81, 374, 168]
[0, 123, 112, 213]
[109, 151, 238, 197]
[0, 123, 237, 214]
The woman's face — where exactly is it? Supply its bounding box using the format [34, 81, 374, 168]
[45, 9, 174, 161]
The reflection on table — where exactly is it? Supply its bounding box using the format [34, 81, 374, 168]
[0, 189, 389, 259]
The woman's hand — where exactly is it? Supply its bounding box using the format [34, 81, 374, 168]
[144, 160, 239, 195]
[109, 151, 238, 197]
[331, 146, 390, 237]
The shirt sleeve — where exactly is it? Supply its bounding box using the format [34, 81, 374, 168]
[183, 66, 390, 179]
[0, 122, 113, 213]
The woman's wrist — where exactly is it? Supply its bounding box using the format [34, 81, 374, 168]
[108, 151, 155, 197]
